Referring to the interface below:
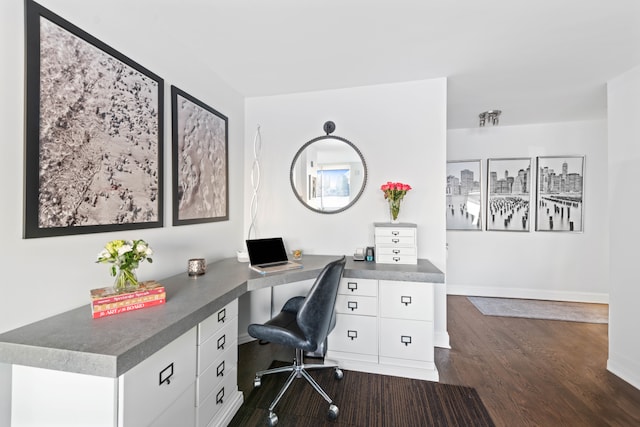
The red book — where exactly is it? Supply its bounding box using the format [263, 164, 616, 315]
[92, 297, 166, 319]
[90, 280, 165, 306]
[92, 292, 166, 313]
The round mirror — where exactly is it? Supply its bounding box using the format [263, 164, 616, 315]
[290, 123, 367, 214]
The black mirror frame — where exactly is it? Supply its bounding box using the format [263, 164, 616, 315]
[290, 134, 368, 214]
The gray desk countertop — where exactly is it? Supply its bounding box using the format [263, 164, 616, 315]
[0, 255, 444, 378]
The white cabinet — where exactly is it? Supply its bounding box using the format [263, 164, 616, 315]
[327, 278, 438, 381]
[119, 327, 197, 426]
[196, 299, 243, 427]
[374, 223, 418, 265]
[328, 278, 378, 363]
[11, 300, 244, 427]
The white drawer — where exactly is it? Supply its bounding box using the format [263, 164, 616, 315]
[328, 313, 378, 355]
[375, 246, 417, 256]
[375, 254, 418, 265]
[379, 281, 433, 320]
[149, 382, 196, 427]
[198, 299, 238, 345]
[379, 318, 433, 362]
[119, 328, 197, 427]
[336, 294, 377, 316]
[196, 367, 238, 427]
[338, 277, 378, 296]
[197, 344, 238, 406]
[375, 235, 415, 246]
[198, 316, 238, 375]
[374, 227, 416, 238]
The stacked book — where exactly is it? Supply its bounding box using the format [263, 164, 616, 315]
[90, 280, 166, 319]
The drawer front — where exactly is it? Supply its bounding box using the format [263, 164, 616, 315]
[336, 294, 377, 316]
[375, 235, 415, 246]
[198, 316, 238, 375]
[375, 254, 418, 265]
[328, 313, 378, 355]
[375, 246, 417, 256]
[119, 328, 197, 427]
[379, 318, 433, 362]
[196, 367, 238, 427]
[338, 277, 378, 296]
[149, 382, 196, 427]
[198, 299, 239, 345]
[379, 281, 433, 320]
[374, 227, 416, 238]
[197, 344, 238, 406]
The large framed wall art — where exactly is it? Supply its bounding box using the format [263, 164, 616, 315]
[535, 155, 585, 232]
[446, 160, 482, 230]
[486, 157, 532, 232]
[24, 0, 164, 238]
[171, 86, 229, 225]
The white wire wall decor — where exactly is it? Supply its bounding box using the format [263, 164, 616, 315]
[247, 125, 262, 240]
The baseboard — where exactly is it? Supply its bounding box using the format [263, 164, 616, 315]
[434, 331, 450, 349]
[446, 284, 609, 304]
[607, 353, 640, 391]
[238, 332, 254, 345]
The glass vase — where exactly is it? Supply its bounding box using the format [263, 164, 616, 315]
[114, 268, 139, 293]
[389, 200, 401, 224]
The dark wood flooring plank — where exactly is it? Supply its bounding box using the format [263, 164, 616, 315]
[238, 295, 640, 427]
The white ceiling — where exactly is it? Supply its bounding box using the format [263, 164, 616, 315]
[54, 0, 640, 129]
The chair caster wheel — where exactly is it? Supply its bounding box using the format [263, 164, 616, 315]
[254, 377, 261, 388]
[328, 404, 339, 420]
[267, 411, 278, 426]
[334, 368, 343, 380]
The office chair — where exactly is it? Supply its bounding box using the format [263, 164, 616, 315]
[248, 256, 346, 427]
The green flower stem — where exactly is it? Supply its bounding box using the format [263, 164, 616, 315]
[114, 268, 138, 292]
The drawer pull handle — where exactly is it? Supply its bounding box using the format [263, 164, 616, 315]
[392, 238, 400, 243]
[347, 330, 358, 340]
[347, 301, 358, 311]
[217, 360, 225, 377]
[216, 387, 225, 405]
[218, 308, 226, 323]
[347, 282, 358, 292]
[393, 249, 400, 254]
[401, 296, 412, 306]
[393, 257, 401, 262]
[159, 362, 173, 386]
[217, 334, 226, 350]
[401, 335, 412, 346]
[392, 231, 400, 236]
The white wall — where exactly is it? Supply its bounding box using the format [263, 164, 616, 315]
[240, 79, 448, 335]
[607, 65, 640, 389]
[0, 1, 245, 423]
[447, 121, 609, 302]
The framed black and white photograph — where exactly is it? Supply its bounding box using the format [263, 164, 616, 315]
[446, 160, 482, 230]
[536, 156, 585, 232]
[24, 0, 164, 238]
[171, 86, 228, 225]
[486, 158, 532, 231]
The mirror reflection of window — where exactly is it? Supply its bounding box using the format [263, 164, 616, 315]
[312, 167, 350, 210]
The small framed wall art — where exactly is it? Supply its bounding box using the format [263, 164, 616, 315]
[171, 86, 229, 225]
[535, 155, 585, 232]
[446, 160, 482, 230]
[486, 157, 532, 232]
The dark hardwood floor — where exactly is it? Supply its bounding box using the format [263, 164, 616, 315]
[237, 295, 640, 426]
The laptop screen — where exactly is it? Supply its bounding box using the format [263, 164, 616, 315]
[245, 237, 289, 266]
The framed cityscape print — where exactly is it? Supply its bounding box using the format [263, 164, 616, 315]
[535, 156, 585, 232]
[486, 158, 532, 231]
[24, 0, 164, 238]
[171, 86, 229, 226]
[446, 160, 482, 230]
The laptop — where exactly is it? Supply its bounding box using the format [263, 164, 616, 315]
[245, 237, 303, 274]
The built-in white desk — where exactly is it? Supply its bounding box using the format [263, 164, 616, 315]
[0, 255, 445, 427]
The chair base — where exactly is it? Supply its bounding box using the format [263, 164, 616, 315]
[254, 347, 343, 426]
